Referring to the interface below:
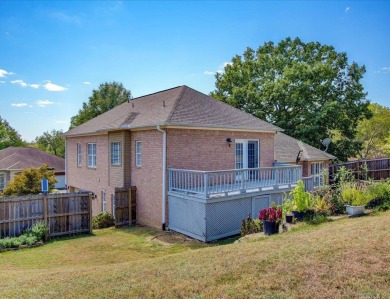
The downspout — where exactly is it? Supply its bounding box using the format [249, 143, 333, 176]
[156, 125, 167, 230]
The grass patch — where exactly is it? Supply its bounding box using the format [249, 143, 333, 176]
[1, 212, 389, 298]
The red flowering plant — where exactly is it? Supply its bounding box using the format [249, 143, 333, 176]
[258, 206, 283, 223]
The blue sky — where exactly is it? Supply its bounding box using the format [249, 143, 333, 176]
[0, 1, 389, 142]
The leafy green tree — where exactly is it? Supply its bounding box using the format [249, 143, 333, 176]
[211, 37, 371, 161]
[35, 129, 65, 158]
[2, 164, 57, 196]
[70, 81, 132, 128]
[0, 116, 26, 150]
[356, 103, 390, 159]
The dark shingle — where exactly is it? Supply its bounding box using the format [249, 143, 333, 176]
[64, 86, 282, 136]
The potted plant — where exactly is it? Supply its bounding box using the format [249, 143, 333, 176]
[258, 206, 282, 235]
[290, 181, 313, 221]
[282, 196, 293, 223]
[341, 184, 370, 216]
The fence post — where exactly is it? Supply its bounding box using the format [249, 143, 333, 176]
[43, 195, 48, 225]
[89, 193, 93, 234]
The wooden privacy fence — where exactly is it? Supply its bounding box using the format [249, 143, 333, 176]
[329, 157, 390, 182]
[0, 192, 92, 238]
[113, 187, 136, 227]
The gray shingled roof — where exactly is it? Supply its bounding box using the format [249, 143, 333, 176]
[275, 132, 336, 162]
[64, 85, 282, 136]
[0, 147, 65, 172]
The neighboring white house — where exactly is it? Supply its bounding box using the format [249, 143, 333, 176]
[0, 147, 66, 191]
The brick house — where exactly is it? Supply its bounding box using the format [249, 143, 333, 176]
[0, 147, 66, 191]
[64, 85, 334, 240]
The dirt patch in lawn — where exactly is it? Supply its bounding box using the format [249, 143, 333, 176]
[147, 230, 203, 246]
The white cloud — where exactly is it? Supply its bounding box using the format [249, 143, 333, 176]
[36, 99, 55, 107]
[11, 103, 28, 107]
[204, 70, 214, 75]
[0, 69, 14, 78]
[345, 7, 350, 13]
[11, 79, 28, 87]
[56, 120, 68, 124]
[375, 67, 390, 74]
[223, 62, 232, 67]
[29, 84, 40, 89]
[83, 81, 91, 85]
[43, 82, 68, 91]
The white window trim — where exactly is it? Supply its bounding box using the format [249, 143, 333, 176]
[135, 141, 142, 167]
[87, 143, 97, 168]
[111, 142, 121, 166]
[235, 139, 260, 169]
[77, 143, 82, 166]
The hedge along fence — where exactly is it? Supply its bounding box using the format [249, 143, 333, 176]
[0, 192, 92, 238]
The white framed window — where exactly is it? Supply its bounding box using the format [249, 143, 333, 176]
[311, 162, 325, 186]
[87, 143, 97, 168]
[111, 142, 121, 165]
[77, 143, 82, 166]
[101, 191, 106, 212]
[0, 174, 5, 189]
[135, 141, 142, 167]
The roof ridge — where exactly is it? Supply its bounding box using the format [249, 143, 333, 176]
[131, 85, 184, 101]
[166, 85, 187, 123]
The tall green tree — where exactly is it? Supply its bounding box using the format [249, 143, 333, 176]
[2, 164, 56, 196]
[70, 81, 132, 128]
[356, 103, 390, 159]
[0, 116, 26, 150]
[35, 129, 65, 158]
[211, 37, 371, 161]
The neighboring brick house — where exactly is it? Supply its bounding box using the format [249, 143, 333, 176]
[64, 85, 334, 234]
[0, 147, 66, 191]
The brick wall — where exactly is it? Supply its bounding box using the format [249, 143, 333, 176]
[66, 135, 116, 215]
[130, 129, 163, 228]
[166, 129, 275, 170]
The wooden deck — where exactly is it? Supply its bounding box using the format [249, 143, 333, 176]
[169, 166, 307, 199]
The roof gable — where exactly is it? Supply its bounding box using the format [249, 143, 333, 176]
[0, 147, 65, 172]
[64, 85, 281, 136]
[275, 132, 336, 162]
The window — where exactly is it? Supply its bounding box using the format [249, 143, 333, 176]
[135, 141, 142, 167]
[111, 142, 121, 165]
[311, 162, 325, 186]
[77, 143, 82, 166]
[101, 191, 106, 212]
[87, 143, 97, 168]
[0, 174, 5, 189]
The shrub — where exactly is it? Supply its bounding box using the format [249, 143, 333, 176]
[304, 214, 328, 225]
[2, 164, 57, 196]
[340, 184, 370, 206]
[366, 181, 390, 211]
[93, 212, 115, 229]
[311, 186, 344, 215]
[0, 234, 38, 249]
[290, 181, 313, 213]
[240, 214, 263, 236]
[31, 221, 49, 241]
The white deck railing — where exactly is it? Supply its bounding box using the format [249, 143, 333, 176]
[168, 165, 303, 198]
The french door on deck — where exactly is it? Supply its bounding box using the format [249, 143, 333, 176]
[235, 140, 259, 180]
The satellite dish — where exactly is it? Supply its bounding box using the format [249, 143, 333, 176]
[321, 138, 331, 152]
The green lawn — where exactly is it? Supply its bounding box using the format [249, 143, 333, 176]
[1, 212, 389, 298]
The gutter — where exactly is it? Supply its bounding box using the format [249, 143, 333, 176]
[156, 125, 167, 231]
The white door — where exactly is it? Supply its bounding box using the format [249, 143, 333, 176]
[235, 140, 259, 181]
